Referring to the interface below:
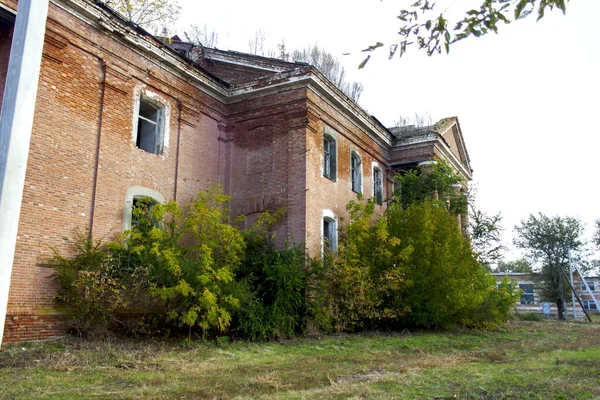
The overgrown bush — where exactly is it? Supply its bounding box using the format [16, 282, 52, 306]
[232, 211, 308, 340]
[387, 200, 518, 328]
[50, 231, 125, 337]
[308, 198, 412, 332]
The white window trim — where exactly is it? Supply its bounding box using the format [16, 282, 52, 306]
[372, 161, 384, 205]
[321, 209, 338, 254]
[323, 126, 338, 182]
[132, 87, 170, 155]
[123, 186, 165, 230]
[350, 150, 363, 194]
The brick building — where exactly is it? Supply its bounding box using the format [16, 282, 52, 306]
[0, 0, 472, 343]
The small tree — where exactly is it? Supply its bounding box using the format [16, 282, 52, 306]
[496, 258, 533, 273]
[104, 0, 181, 31]
[469, 205, 506, 269]
[291, 44, 364, 102]
[514, 213, 584, 321]
[393, 160, 468, 217]
[387, 201, 507, 328]
[184, 24, 219, 48]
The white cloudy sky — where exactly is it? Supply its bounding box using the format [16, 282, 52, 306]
[175, 0, 600, 259]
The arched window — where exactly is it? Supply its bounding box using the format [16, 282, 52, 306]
[323, 133, 337, 181]
[123, 186, 164, 230]
[350, 152, 362, 194]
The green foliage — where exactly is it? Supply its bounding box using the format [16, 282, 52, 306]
[360, 0, 570, 65]
[496, 258, 533, 273]
[514, 213, 584, 320]
[105, 0, 181, 30]
[393, 160, 468, 217]
[230, 210, 308, 341]
[470, 204, 506, 268]
[387, 201, 517, 328]
[138, 187, 243, 336]
[308, 198, 412, 332]
[517, 312, 545, 322]
[50, 231, 125, 337]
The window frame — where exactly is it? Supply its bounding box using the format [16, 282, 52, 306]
[372, 164, 383, 205]
[323, 131, 337, 181]
[350, 151, 362, 194]
[581, 280, 596, 292]
[519, 283, 535, 305]
[322, 210, 337, 253]
[123, 186, 165, 231]
[133, 93, 168, 155]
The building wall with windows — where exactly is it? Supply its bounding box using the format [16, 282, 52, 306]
[0, 0, 473, 343]
[304, 89, 391, 254]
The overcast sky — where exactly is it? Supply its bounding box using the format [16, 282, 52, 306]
[175, 0, 600, 260]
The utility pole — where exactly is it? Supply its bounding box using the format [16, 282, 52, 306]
[569, 250, 577, 321]
[0, 0, 49, 347]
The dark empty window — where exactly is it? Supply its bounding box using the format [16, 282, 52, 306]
[351, 152, 362, 193]
[323, 134, 336, 181]
[136, 98, 164, 154]
[373, 167, 383, 205]
[131, 196, 158, 230]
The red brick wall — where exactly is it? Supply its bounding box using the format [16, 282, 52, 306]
[305, 89, 390, 254]
[2, 2, 227, 343]
[227, 89, 308, 247]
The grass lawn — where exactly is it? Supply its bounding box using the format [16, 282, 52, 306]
[1, 319, 599, 399]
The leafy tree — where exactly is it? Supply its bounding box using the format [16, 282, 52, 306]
[496, 258, 533, 273]
[393, 160, 468, 217]
[104, 0, 181, 30]
[594, 219, 600, 248]
[360, 0, 569, 67]
[387, 200, 517, 328]
[469, 205, 506, 269]
[514, 213, 584, 321]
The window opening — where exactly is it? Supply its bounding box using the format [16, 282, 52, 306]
[351, 152, 362, 193]
[323, 217, 336, 252]
[131, 196, 158, 230]
[323, 134, 336, 180]
[519, 283, 534, 304]
[581, 280, 595, 292]
[373, 167, 383, 205]
[136, 98, 164, 154]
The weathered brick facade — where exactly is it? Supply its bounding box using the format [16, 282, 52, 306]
[0, 0, 472, 343]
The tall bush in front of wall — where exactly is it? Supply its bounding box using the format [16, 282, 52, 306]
[308, 198, 412, 332]
[51, 185, 311, 340]
[50, 231, 127, 337]
[231, 210, 308, 340]
[394, 160, 468, 217]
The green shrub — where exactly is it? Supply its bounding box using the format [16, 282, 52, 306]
[387, 201, 518, 329]
[308, 198, 412, 332]
[50, 231, 125, 337]
[233, 211, 308, 340]
[517, 312, 545, 322]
